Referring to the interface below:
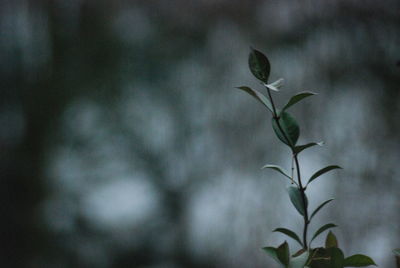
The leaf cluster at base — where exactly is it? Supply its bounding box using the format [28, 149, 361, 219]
[263, 232, 376, 268]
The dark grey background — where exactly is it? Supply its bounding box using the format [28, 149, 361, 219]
[1, 0, 399, 267]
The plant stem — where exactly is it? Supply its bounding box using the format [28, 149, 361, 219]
[291, 156, 295, 184]
[265, 86, 310, 250]
[294, 154, 309, 250]
[266, 86, 278, 118]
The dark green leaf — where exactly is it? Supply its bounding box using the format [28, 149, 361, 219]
[248, 48, 270, 82]
[262, 164, 292, 180]
[328, 248, 345, 268]
[282, 92, 317, 112]
[308, 247, 344, 268]
[308, 247, 330, 268]
[394, 249, 400, 256]
[343, 254, 376, 267]
[325, 231, 338, 248]
[263, 247, 281, 265]
[294, 142, 324, 154]
[310, 199, 334, 220]
[307, 165, 342, 186]
[236, 86, 273, 113]
[277, 241, 290, 266]
[287, 186, 308, 216]
[310, 223, 337, 245]
[273, 228, 303, 247]
[272, 111, 300, 147]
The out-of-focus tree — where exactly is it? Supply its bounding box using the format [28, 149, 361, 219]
[0, 0, 399, 267]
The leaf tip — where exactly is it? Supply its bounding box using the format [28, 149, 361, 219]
[260, 164, 268, 169]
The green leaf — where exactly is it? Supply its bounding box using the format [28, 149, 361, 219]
[263, 247, 282, 265]
[325, 231, 338, 248]
[236, 86, 273, 113]
[310, 198, 334, 220]
[282, 91, 317, 112]
[287, 186, 308, 216]
[307, 165, 342, 186]
[308, 247, 345, 268]
[308, 247, 330, 268]
[266, 78, 284, 92]
[277, 241, 290, 266]
[310, 223, 337, 245]
[343, 254, 376, 267]
[273, 228, 303, 247]
[394, 249, 400, 256]
[262, 164, 292, 180]
[248, 48, 270, 83]
[329, 247, 345, 268]
[294, 142, 324, 154]
[272, 111, 300, 148]
[289, 250, 309, 268]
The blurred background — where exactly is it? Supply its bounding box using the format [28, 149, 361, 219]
[1, 0, 399, 267]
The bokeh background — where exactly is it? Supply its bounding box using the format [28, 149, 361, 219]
[1, 0, 399, 267]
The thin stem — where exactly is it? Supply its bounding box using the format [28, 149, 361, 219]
[266, 87, 278, 118]
[291, 155, 295, 184]
[265, 85, 310, 250]
[265, 87, 294, 148]
[294, 154, 309, 250]
[266, 86, 295, 148]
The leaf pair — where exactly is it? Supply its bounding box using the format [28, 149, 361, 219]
[262, 163, 341, 186]
[237, 86, 314, 113]
[237, 85, 315, 149]
[273, 223, 338, 253]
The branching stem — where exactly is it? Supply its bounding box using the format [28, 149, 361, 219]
[265, 86, 310, 250]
